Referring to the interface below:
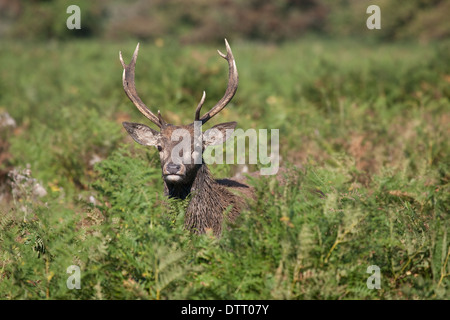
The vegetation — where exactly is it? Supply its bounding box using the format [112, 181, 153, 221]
[0, 37, 449, 299]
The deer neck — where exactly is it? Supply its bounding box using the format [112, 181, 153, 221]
[164, 163, 237, 235]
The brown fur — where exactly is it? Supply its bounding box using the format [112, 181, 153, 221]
[164, 160, 253, 236]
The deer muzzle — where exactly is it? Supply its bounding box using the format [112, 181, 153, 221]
[163, 162, 185, 182]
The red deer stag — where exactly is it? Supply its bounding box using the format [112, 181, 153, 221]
[120, 40, 252, 236]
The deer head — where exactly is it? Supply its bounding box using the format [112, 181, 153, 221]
[120, 40, 238, 188]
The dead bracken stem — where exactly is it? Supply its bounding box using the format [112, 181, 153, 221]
[324, 219, 361, 264]
[437, 247, 450, 288]
[393, 244, 424, 283]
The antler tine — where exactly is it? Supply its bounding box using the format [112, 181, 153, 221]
[120, 43, 162, 128]
[157, 110, 167, 127]
[195, 91, 206, 121]
[199, 39, 238, 125]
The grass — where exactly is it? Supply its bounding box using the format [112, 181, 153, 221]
[0, 37, 449, 299]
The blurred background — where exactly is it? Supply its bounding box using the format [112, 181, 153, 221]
[0, 0, 449, 43]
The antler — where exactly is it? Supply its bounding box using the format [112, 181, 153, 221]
[195, 39, 238, 124]
[120, 43, 164, 128]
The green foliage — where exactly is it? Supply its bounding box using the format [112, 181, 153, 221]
[0, 39, 449, 299]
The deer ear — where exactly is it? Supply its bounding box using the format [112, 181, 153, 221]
[122, 122, 160, 146]
[203, 121, 237, 147]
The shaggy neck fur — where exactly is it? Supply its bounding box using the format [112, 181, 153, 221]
[163, 164, 242, 236]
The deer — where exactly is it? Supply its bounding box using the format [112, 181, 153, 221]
[120, 39, 254, 236]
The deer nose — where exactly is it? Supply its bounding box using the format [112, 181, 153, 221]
[166, 163, 181, 174]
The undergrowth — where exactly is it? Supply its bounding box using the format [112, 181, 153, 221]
[0, 38, 448, 299]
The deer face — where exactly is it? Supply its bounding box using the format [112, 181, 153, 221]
[123, 121, 236, 184]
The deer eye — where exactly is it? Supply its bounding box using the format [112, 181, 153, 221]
[157, 145, 163, 152]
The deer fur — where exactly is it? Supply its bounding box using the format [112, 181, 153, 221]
[165, 162, 252, 235]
